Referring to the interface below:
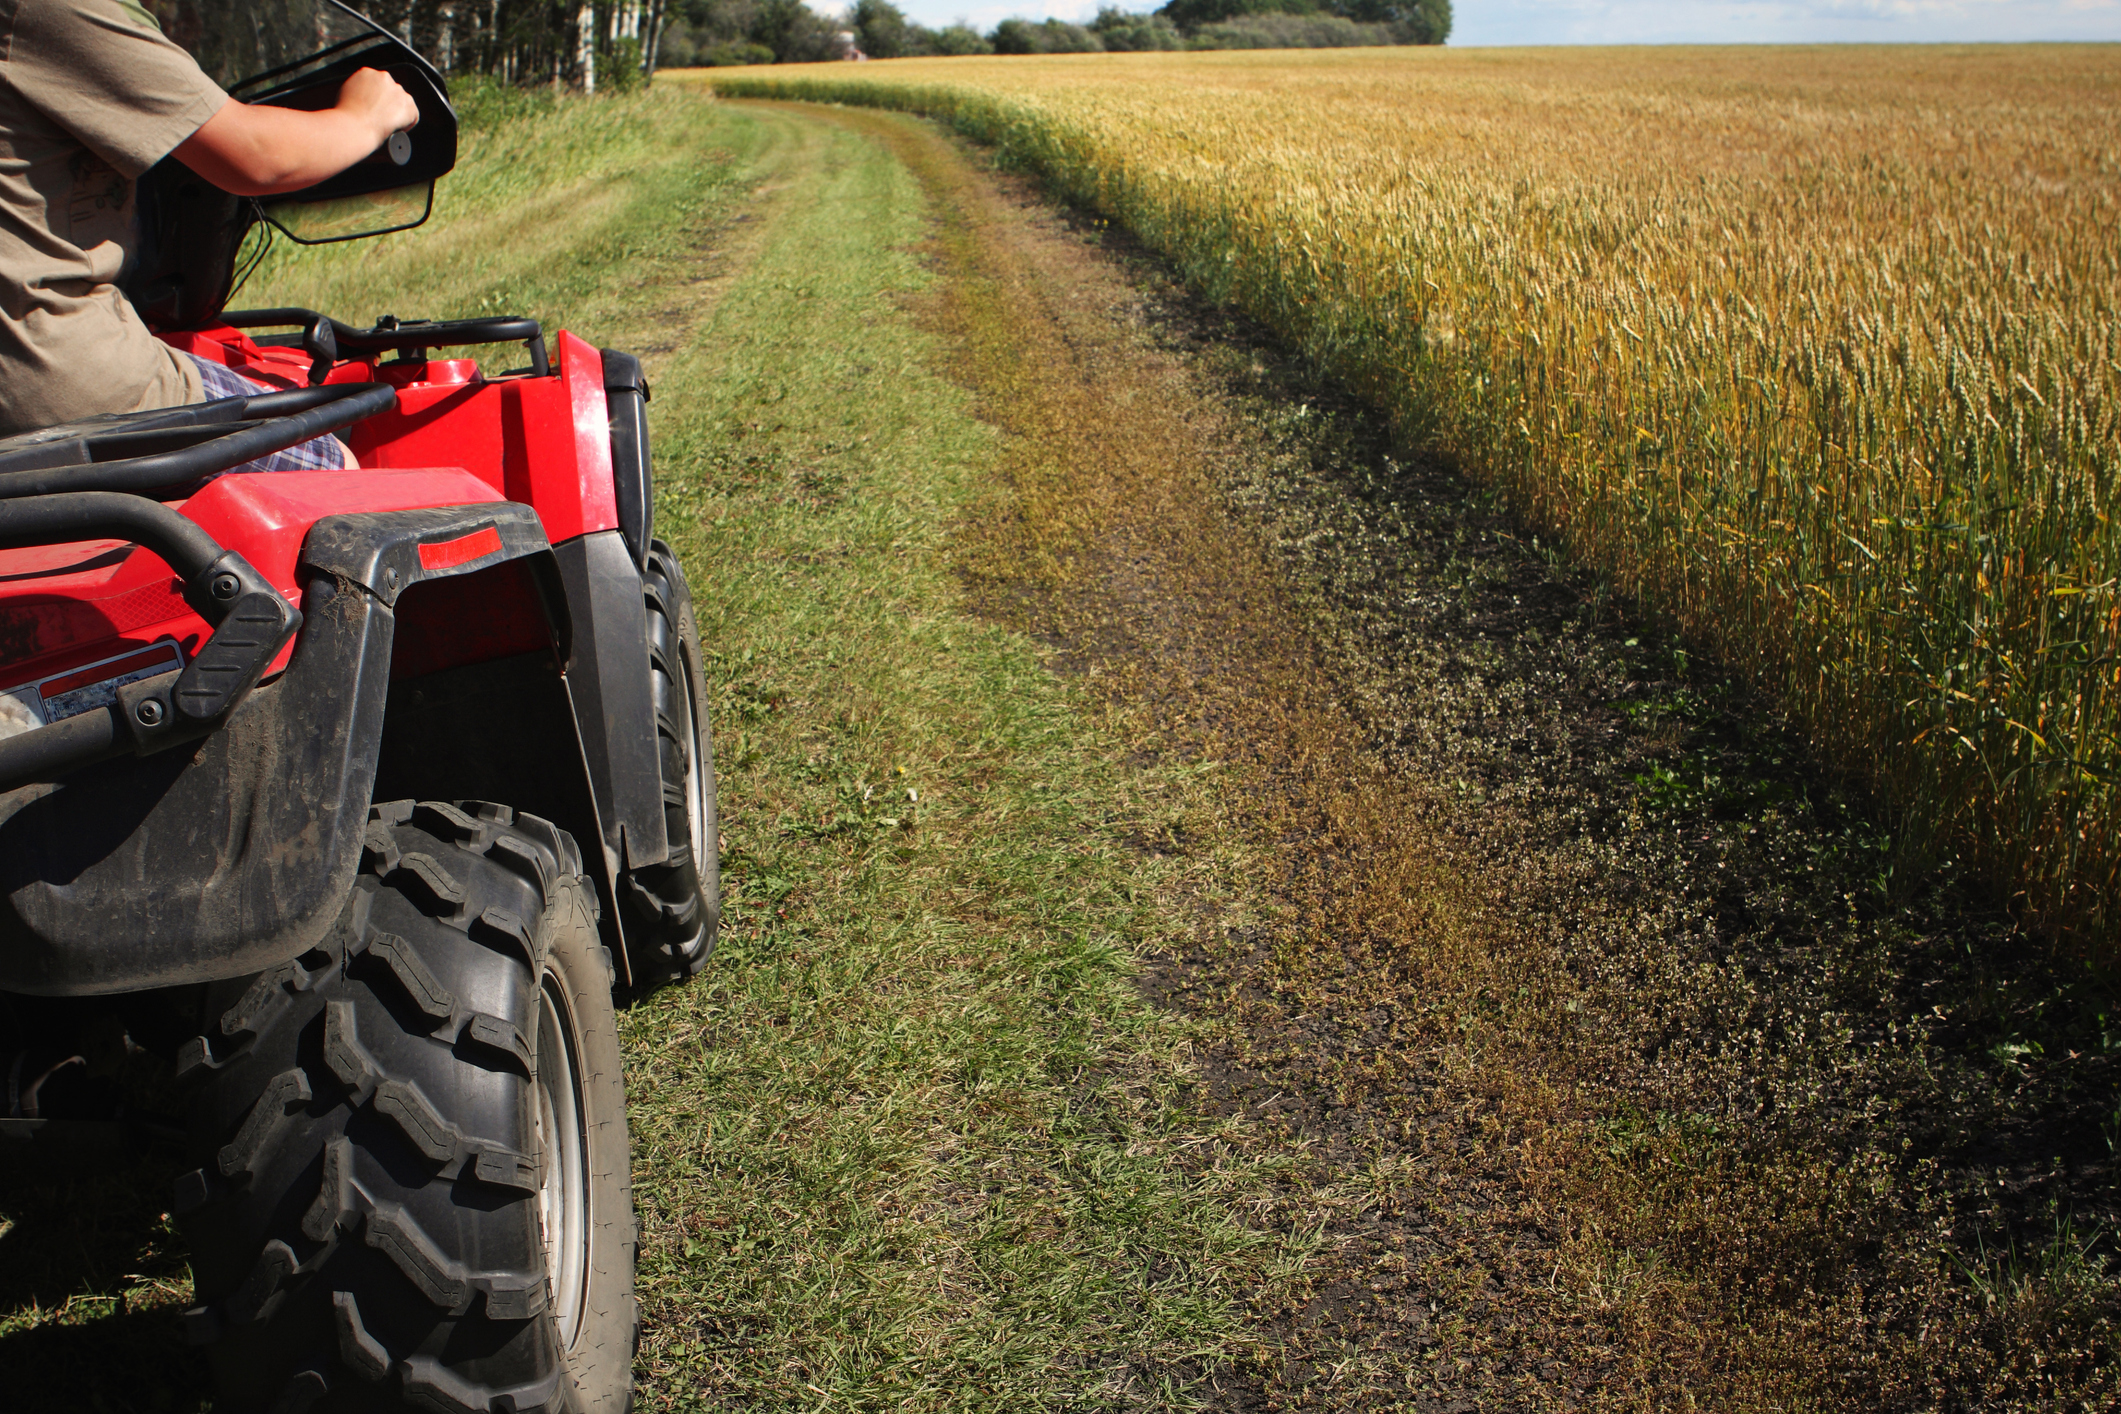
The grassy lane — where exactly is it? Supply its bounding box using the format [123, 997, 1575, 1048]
[269, 88, 1321, 1409]
[597, 102, 1300, 1410]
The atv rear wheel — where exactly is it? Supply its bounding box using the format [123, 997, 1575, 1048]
[621, 539, 720, 984]
[176, 800, 635, 1413]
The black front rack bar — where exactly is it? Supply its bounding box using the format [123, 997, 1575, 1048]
[0, 382, 397, 502]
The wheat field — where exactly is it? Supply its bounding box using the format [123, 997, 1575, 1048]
[706, 47, 2121, 941]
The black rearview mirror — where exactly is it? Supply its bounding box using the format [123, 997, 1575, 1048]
[260, 180, 434, 245]
[245, 48, 456, 243]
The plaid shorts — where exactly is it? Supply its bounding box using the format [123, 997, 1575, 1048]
[186, 354, 350, 473]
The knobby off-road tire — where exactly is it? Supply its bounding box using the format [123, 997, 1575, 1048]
[620, 539, 720, 983]
[175, 800, 635, 1414]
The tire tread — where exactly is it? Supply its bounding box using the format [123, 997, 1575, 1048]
[177, 798, 628, 1413]
[619, 540, 719, 987]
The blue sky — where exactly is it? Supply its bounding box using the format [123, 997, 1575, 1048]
[881, 0, 2121, 43]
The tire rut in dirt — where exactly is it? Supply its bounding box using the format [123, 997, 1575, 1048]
[174, 798, 634, 1413]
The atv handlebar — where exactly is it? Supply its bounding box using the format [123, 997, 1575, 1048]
[226, 309, 550, 379]
[0, 495, 304, 794]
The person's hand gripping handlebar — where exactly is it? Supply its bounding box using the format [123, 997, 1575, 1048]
[175, 65, 421, 195]
[338, 64, 420, 162]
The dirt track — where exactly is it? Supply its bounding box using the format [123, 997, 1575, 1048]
[770, 101, 2118, 1410]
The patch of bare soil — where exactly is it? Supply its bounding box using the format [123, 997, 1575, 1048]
[797, 105, 2121, 1411]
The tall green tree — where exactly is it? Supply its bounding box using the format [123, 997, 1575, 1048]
[1090, 5, 1182, 49]
[991, 16, 1103, 51]
[1336, 0, 1448, 42]
[851, 0, 913, 56]
[1156, 0, 1311, 29]
[750, 0, 839, 60]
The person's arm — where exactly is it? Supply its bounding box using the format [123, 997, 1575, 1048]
[173, 67, 420, 197]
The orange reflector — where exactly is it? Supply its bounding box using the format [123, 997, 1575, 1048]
[417, 525, 503, 572]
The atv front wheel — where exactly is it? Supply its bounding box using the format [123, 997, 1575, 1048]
[176, 800, 635, 1413]
[621, 539, 721, 984]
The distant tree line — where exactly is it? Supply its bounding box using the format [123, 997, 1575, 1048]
[658, 0, 1448, 65]
[354, 0, 665, 92]
[355, 0, 1443, 87]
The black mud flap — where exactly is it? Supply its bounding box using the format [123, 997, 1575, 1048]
[0, 504, 555, 995]
[603, 349, 652, 575]
[552, 529, 670, 886]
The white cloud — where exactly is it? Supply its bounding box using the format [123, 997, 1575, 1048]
[1447, 0, 2121, 45]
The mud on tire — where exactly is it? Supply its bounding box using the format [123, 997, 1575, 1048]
[620, 539, 720, 985]
[175, 800, 635, 1413]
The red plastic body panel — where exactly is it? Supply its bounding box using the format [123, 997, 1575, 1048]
[557, 329, 619, 536]
[181, 467, 507, 589]
[0, 468, 504, 697]
[0, 538, 198, 691]
[331, 330, 617, 546]
[159, 326, 309, 388]
[0, 322, 617, 698]
[162, 323, 618, 547]
[390, 558, 552, 681]
[167, 323, 618, 546]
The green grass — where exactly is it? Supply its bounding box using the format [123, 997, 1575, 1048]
[238, 86, 754, 338]
[0, 86, 1298, 1412]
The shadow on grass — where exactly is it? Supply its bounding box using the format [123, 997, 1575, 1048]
[0, 1150, 208, 1414]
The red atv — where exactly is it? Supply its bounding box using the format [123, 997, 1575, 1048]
[0, 5, 715, 1410]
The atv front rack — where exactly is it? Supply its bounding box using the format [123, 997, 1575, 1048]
[0, 382, 396, 499]
[0, 495, 301, 793]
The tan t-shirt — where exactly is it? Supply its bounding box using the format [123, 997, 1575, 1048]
[0, 0, 226, 434]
